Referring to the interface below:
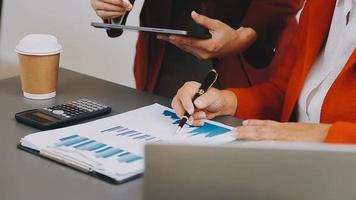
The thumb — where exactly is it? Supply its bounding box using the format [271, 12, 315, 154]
[191, 11, 220, 31]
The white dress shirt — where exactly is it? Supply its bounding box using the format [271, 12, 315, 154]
[298, 0, 356, 123]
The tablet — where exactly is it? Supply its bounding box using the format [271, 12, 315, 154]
[91, 22, 212, 40]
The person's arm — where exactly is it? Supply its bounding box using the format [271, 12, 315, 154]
[240, 0, 304, 67]
[227, 0, 306, 120]
[231, 120, 356, 144]
[171, 0, 306, 123]
[325, 122, 356, 144]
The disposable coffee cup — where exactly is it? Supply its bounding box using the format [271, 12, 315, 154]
[16, 34, 62, 100]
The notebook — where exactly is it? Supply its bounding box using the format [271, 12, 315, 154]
[19, 104, 235, 184]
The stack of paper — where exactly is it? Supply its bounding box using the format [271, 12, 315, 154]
[20, 104, 235, 183]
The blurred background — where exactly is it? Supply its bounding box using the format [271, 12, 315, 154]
[0, 0, 144, 88]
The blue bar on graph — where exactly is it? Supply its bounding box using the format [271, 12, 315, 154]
[118, 152, 130, 158]
[56, 136, 88, 147]
[124, 155, 142, 163]
[96, 146, 112, 153]
[117, 130, 136, 136]
[118, 153, 134, 163]
[116, 127, 127, 132]
[85, 143, 106, 151]
[134, 135, 149, 140]
[59, 135, 79, 141]
[96, 148, 123, 158]
[189, 123, 231, 138]
[101, 126, 123, 133]
[74, 140, 95, 149]
[116, 128, 129, 134]
[145, 137, 156, 141]
[128, 132, 142, 137]
[102, 149, 124, 158]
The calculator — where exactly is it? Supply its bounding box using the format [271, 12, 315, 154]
[15, 99, 112, 130]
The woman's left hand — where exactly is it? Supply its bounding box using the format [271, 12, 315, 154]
[157, 11, 257, 60]
[233, 120, 332, 143]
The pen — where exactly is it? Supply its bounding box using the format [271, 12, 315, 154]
[175, 69, 218, 134]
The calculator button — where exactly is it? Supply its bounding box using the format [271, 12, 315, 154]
[53, 110, 65, 115]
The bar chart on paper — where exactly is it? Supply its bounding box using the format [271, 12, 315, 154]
[100, 126, 160, 143]
[93, 104, 234, 144]
[55, 135, 143, 164]
[163, 110, 232, 138]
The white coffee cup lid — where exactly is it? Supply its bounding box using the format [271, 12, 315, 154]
[15, 34, 62, 56]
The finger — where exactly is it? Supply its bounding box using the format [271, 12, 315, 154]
[194, 88, 221, 110]
[169, 35, 210, 53]
[188, 116, 194, 126]
[169, 35, 201, 48]
[233, 126, 277, 141]
[96, 10, 126, 19]
[243, 120, 280, 127]
[233, 126, 261, 140]
[191, 11, 220, 30]
[91, 0, 127, 12]
[176, 82, 201, 115]
[205, 111, 220, 120]
[171, 95, 186, 117]
[192, 111, 207, 121]
[187, 115, 205, 127]
[192, 119, 205, 127]
[169, 40, 210, 59]
[156, 34, 170, 41]
[100, 0, 132, 9]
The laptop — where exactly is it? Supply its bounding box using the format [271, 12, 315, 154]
[144, 142, 356, 200]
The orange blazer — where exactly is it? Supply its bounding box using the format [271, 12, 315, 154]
[228, 0, 356, 144]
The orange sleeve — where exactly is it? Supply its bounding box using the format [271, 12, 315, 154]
[228, 83, 284, 120]
[324, 122, 356, 144]
[226, 36, 295, 120]
[226, 1, 309, 121]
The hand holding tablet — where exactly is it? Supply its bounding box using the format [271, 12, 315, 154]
[156, 11, 257, 60]
[90, 0, 132, 20]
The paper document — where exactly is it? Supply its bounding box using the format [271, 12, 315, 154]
[20, 104, 235, 182]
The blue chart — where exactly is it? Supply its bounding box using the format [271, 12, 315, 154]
[100, 126, 157, 142]
[163, 110, 231, 138]
[55, 135, 142, 164]
[163, 110, 181, 124]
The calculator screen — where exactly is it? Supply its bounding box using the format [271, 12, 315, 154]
[25, 112, 60, 124]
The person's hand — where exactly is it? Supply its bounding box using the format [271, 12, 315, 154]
[91, 0, 132, 20]
[172, 81, 238, 126]
[233, 120, 332, 143]
[157, 11, 257, 60]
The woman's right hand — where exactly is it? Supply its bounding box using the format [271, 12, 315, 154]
[91, 0, 132, 20]
[172, 81, 238, 126]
